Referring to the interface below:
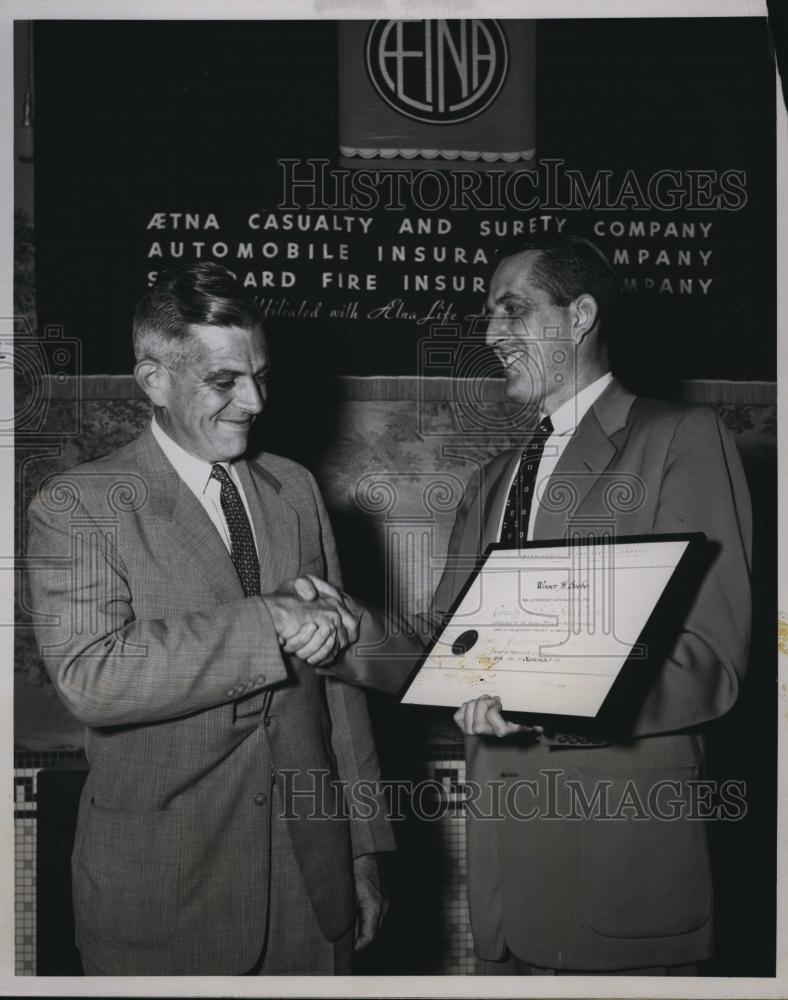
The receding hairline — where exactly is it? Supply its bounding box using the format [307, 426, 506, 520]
[494, 246, 603, 307]
[498, 248, 542, 268]
[491, 249, 560, 300]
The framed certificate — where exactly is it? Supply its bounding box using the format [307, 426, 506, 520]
[400, 533, 705, 718]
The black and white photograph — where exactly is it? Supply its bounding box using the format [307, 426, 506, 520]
[4, 0, 785, 994]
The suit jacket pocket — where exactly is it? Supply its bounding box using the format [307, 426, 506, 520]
[578, 764, 712, 940]
[73, 798, 182, 948]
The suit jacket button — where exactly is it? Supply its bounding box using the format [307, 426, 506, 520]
[254, 792, 268, 806]
[263, 715, 273, 727]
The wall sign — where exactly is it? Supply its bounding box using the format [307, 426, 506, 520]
[32, 19, 775, 379]
[365, 20, 510, 125]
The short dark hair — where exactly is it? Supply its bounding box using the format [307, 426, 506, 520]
[133, 262, 262, 364]
[496, 234, 620, 329]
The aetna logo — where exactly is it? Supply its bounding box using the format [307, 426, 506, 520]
[365, 20, 509, 126]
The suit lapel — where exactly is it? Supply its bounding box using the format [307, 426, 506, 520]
[234, 459, 300, 720]
[135, 429, 301, 597]
[534, 379, 636, 539]
[482, 452, 521, 550]
[236, 458, 300, 592]
[133, 429, 301, 721]
[169, 485, 246, 600]
[133, 428, 245, 601]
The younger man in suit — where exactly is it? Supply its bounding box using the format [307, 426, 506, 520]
[315, 235, 753, 974]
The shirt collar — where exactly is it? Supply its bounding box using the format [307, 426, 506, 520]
[151, 416, 226, 497]
[544, 371, 614, 436]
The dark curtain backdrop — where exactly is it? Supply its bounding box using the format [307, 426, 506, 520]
[33, 18, 775, 382]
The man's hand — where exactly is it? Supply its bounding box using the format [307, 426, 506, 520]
[280, 575, 361, 662]
[291, 575, 361, 641]
[353, 854, 388, 951]
[262, 587, 351, 666]
[453, 694, 543, 738]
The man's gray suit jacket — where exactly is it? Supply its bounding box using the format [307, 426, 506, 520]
[336, 379, 753, 971]
[27, 428, 395, 975]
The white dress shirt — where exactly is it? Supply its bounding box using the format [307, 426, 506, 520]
[497, 372, 614, 542]
[151, 417, 259, 553]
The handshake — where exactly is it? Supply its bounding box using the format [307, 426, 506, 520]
[263, 575, 361, 667]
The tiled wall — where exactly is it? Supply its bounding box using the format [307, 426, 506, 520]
[14, 769, 36, 976]
[14, 750, 94, 975]
[429, 754, 476, 975]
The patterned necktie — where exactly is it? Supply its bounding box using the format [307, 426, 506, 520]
[210, 464, 261, 597]
[499, 416, 554, 548]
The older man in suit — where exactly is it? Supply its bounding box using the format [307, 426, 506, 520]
[27, 262, 392, 975]
[317, 235, 752, 974]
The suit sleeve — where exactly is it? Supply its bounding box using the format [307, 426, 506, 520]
[626, 407, 752, 736]
[27, 483, 288, 729]
[543, 406, 752, 745]
[430, 466, 486, 621]
[304, 472, 396, 857]
[325, 465, 488, 695]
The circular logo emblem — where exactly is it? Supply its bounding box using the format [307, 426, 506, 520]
[365, 20, 509, 126]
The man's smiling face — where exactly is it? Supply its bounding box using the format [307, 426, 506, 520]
[155, 324, 270, 463]
[485, 250, 576, 411]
